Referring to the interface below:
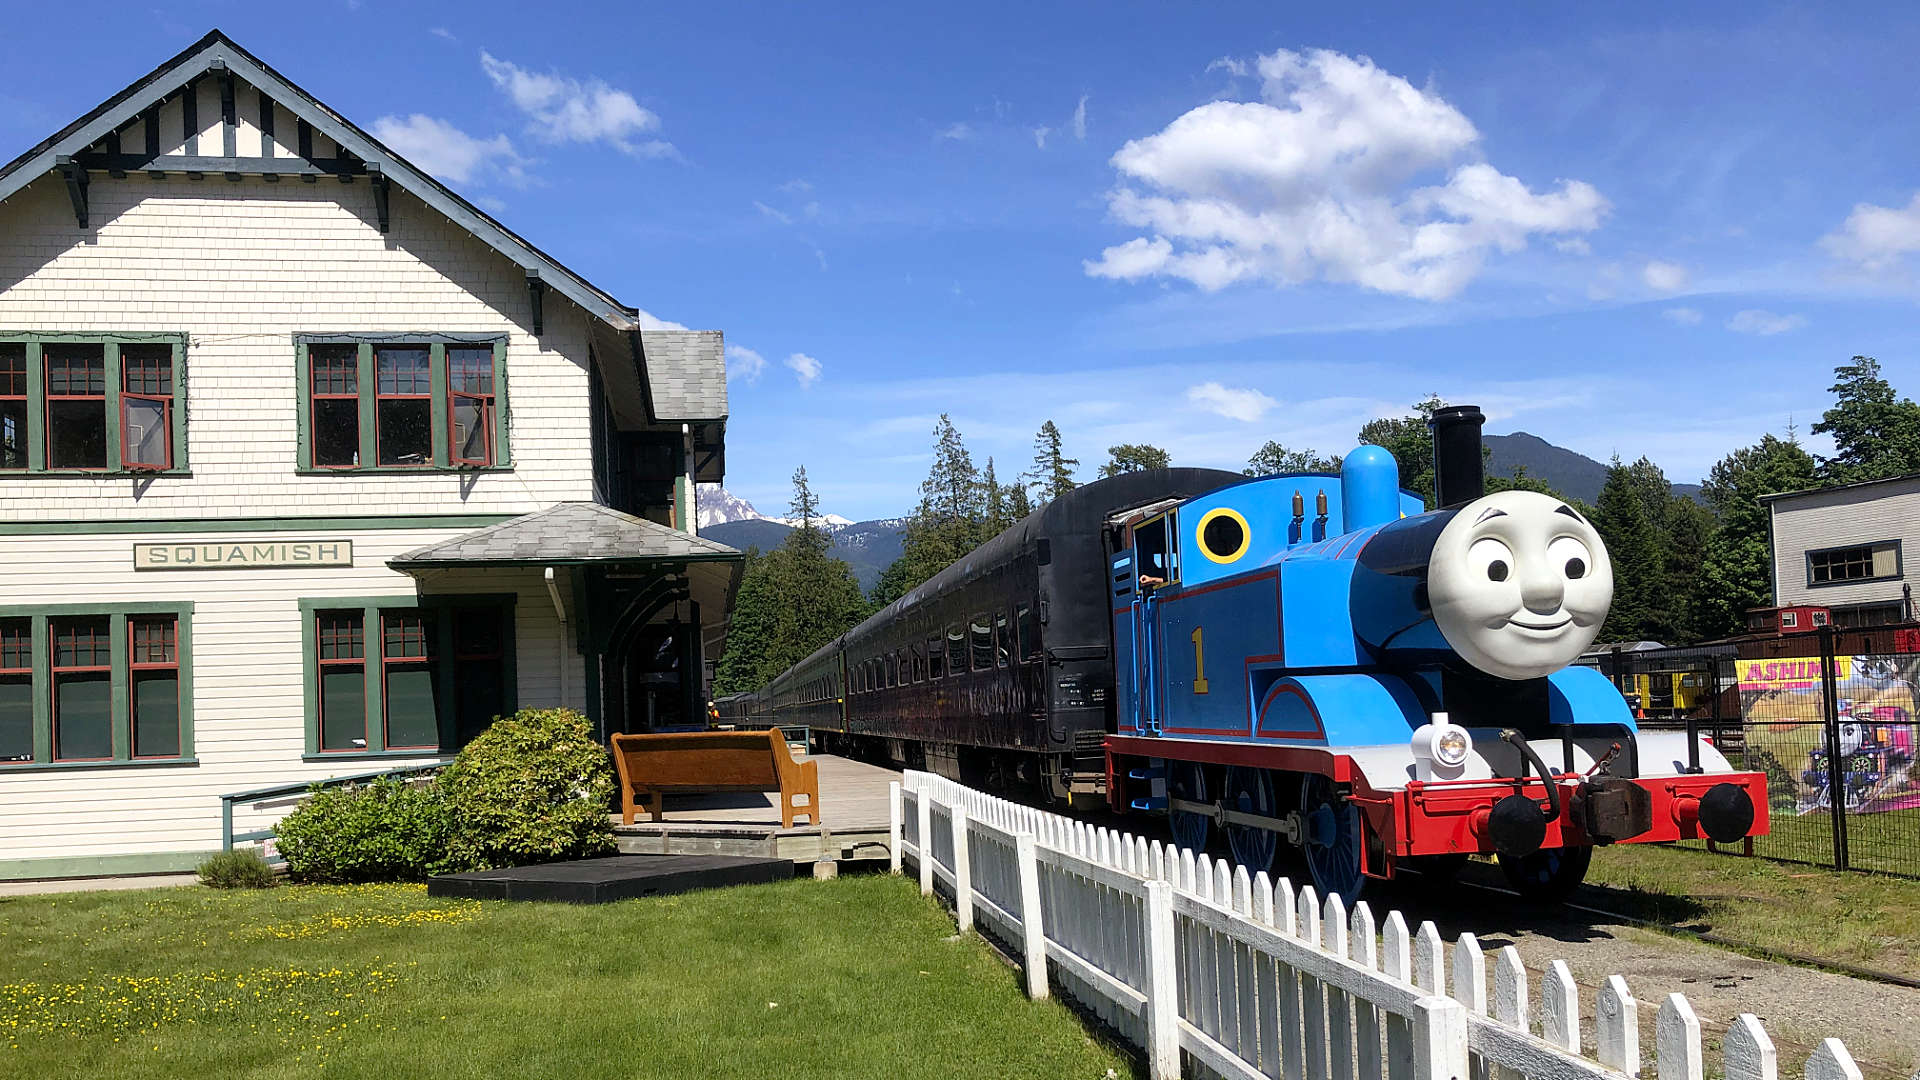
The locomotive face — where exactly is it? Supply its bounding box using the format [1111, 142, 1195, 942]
[1425, 490, 1612, 681]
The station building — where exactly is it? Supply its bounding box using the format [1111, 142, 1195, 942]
[0, 31, 740, 879]
[1766, 473, 1920, 627]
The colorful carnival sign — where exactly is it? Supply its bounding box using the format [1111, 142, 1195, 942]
[1737, 656, 1851, 691]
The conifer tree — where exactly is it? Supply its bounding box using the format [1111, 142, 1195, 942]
[1812, 355, 1920, 483]
[1594, 457, 1663, 643]
[1098, 443, 1172, 477]
[1356, 393, 1447, 506]
[1025, 420, 1079, 504]
[1244, 442, 1341, 476]
[872, 415, 988, 606]
[711, 548, 774, 694]
[983, 457, 1010, 533]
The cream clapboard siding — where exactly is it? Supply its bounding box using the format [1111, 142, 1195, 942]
[0, 172, 596, 519]
[1770, 476, 1920, 609]
[0, 528, 586, 864]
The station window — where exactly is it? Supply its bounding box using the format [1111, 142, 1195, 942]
[45, 345, 108, 470]
[300, 339, 508, 472]
[1808, 542, 1900, 586]
[0, 605, 195, 769]
[947, 624, 967, 675]
[129, 616, 181, 759]
[0, 619, 30, 762]
[970, 615, 994, 671]
[0, 345, 25, 470]
[120, 344, 174, 470]
[927, 634, 945, 680]
[305, 597, 514, 757]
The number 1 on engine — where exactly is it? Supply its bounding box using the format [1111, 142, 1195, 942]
[1191, 626, 1210, 695]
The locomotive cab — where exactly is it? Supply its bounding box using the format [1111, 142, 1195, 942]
[1105, 406, 1768, 902]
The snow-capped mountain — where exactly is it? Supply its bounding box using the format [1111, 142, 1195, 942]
[696, 484, 854, 531]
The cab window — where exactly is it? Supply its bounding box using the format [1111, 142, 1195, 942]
[1136, 515, 1175, 588]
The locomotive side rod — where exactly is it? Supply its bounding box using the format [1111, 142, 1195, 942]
[1166, 797, 1305, 846]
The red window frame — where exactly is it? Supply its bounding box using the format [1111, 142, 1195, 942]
[447, 346, 495, 467]
[374, 346, 433, 468]
[128, 615, 180, 758]
[0, 345, 25, 471]
[381, 610, 438, 751]
[43, 345, 107, 472]
[50, 617, 112, 762]
[309, 345, 360, 470]
[316, 611, 367, 752]
[119, 345, 174, 471]
[0, 617, 31, 764]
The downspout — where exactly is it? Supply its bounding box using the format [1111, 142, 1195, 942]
[681, 422, 697, 535]
[545, 567, 570, 709]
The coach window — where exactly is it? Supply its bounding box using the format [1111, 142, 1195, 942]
[970, 615, 994, 671]
[927, 634, 945, 679]
[995, 613, 1011, 667]
[1016, 606, 1036, 662]
[947, 624, 967, 674]
[912, 644, 926, 683]
[885, 652, 896, 689]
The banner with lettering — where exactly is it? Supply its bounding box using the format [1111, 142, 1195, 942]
[1738, 654, 1920, 816]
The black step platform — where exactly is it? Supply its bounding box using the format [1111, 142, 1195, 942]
[428, 854, 792, 904]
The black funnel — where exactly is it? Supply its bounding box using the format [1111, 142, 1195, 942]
[1429, 404, 1486, 509]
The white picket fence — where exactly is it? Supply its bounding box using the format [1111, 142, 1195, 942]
[890, 770, 1865, 1080]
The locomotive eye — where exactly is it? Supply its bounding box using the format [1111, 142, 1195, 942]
[1468, 537, 1515, 585]
[1547, 536, 1593, 582]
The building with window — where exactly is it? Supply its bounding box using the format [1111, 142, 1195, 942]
[1766, 474, 1920, 628]
[0, 31, 740, 879]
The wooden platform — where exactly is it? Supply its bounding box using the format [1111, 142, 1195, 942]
[612, 753, 898, 865]
[427, 854, 791, 904]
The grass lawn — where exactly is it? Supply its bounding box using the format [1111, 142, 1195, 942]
[0, 874, 1134, 1079]
[1581, 842, 1920, 979]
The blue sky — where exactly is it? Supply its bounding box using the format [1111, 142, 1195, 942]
[9, 3, 1920, 519]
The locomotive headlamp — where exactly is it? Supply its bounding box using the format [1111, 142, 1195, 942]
[1410, 716, 1473, 781]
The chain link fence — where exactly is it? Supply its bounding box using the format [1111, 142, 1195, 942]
[1592, 625, 1920, 876]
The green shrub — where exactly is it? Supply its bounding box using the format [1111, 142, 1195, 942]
[276, 774, 450, 883]
[435, 707, 615, 872]
[197, 848, 278, 889]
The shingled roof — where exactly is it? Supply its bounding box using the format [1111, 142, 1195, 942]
[639, 330, 728, 422]
[390, 503, 740, 568]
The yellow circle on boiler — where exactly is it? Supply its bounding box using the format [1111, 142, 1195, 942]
[1194, 507, 1251, 564]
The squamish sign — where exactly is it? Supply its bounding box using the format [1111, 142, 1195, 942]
[133, 540, 353, 570]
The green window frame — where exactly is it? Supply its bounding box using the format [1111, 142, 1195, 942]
[293, 335, 511, 473]
[0, 333, 189, 476]
[299, 594, 517, 760]
[0, 601, 195, 770]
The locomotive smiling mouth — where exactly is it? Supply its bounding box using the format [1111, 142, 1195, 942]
[1507, 617, 1572, 632]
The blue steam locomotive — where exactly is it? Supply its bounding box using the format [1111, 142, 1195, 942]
[1104, 406, 1766, 900]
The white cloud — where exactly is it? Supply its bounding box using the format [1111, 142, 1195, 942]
[753, 200, 793, 225]
[1186, 381, 1277, 422]
[479, 51, 675, 158]
[1822, 192, 1920, 268]
[370, 114, 529, 186]
[1554, 237, 1591, 255]
[633, 308, 689, 331]
[786, 353, 822, 388]
[429, 26, 456, 41]
[472, 195, 507, 213]
[726, 344, 767, 383]
[938, 122, 973, 141]
[1726, 309, 1806, 335]
[1073, 95, 1089, 140]
[1084, 48, 1607, 301]
[1206, 57, 1249, 78]
[780, 178, 813, 194]
[1033, 125, 1051, 149]
[1662, 306, 1703, 325]
[1641, 259, 1688, 292]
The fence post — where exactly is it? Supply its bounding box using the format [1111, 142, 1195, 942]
[1411, 996, 1470, 1080]
[220, 796, 234, 852]
[951, 805, 973, 932]
[1818, 625, 1850, 871]
[888, 781, 903, 875]
[1144, 879, 1181, 1080]
[1016, 832, 1048, 1000]
[918, 788, 934, 897]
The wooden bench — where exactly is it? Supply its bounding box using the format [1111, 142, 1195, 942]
[610, 728, 820, 828]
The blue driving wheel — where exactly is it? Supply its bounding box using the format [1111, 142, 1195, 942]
[1300, 773, 1367, 903]
[1168, 761, 1210, 854]
[1224, 766, 1278, 874]
[1497, 845, 1592, 903]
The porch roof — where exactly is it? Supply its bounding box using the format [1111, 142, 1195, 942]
[389, 502, 740, 569]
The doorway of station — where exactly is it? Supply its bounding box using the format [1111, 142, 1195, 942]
[609, 622, 700, 736]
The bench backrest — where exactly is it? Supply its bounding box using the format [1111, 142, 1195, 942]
[610, 728, 785, 792]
